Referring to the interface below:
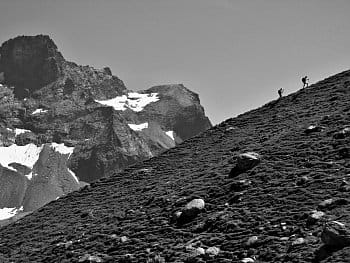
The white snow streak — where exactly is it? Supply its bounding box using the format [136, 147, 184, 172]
[165, 131, 175, 140]
[128, 123, 149, 131]
[68, 168, 79, 183]
[32, 108, 48, 115]
[95, 92, 159, 112]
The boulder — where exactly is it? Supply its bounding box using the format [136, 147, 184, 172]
[333, 127, 350, 139]
[304, 125, 324, 134]
[177, 198, 205, 224]
[230, 152, 261, 177]
[321, 221, 350, 247]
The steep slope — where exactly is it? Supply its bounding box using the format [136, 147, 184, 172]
[0, 35, 211, 223]
[0, 69, 348, 262]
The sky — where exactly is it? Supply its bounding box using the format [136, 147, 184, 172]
[0, 0, 350, 124]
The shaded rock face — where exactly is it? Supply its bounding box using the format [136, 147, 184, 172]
[137, 84, 212, 141]
[0, 35, 211, 221]
[0, 35, 64, 98]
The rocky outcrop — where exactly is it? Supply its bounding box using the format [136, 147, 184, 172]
[0, 35, 64, 98]
[136, 84, 212, 141]
[0, 35, 211, 221]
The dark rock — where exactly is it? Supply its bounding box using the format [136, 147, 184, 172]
[0, 35, 64, 98]
[333, 127, 350, 139]
[230, 179, 251, 191]
[304, 125, 324, 134]
[306, 210, 325, 225]
[321, 221, 350, 247]
[177, 198, 205, 224]
[318, 198, 348, 210]
[230, 152, 261, 177]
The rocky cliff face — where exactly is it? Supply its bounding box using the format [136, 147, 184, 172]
[0, 35, 211, 222]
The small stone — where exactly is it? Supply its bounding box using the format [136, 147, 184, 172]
[318, 198, 348, 210]
[307, 210, 325, 225]
[205, 246, 220, 257]
[291, 237, 307, 246]
[193, 247, 205, 256]
[246, 236, 258, 247]
[78, 254, 104, 263]
[333, 127, 350, 139]
[241, 257, 254, 263]
[120, 236, 128, 243]
[296, 175, 309, 186]
[318, 199, 334, 209]
[304, 125, 324, 134]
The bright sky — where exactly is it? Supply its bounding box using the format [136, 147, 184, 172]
[1, 0, 350, 124]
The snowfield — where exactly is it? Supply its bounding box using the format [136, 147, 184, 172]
[0, 144, 43, 176]
[0, 207, 23, 220]
[95, 92, 159, 112]
[128, 123, 149, 131]
[0, 143, 75, 179]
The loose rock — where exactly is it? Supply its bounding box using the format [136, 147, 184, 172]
[205, 246, 220, 257]
[333, 127, 350, 139]
[246, 236, 258, 247]
[304, 125, 324, 134]
[241, 258, 254, 263]
[177, 198, 205, 224]
[307, 210, 325, 225]
[230, 152, 261, 177]
[291, 237, 307, 246]
[78, 254, 104, 263]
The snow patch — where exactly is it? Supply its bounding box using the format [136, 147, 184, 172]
[165, 131, 175, 140]
[0, 144, 43, 175]
[50, 143, 74, 156]
[0, 143, 74, 179]
[0, 206, 23, 220]
[14, 128, 31, 136]
[68, 168, 79, 183]
[32, 108, 48, 115]
[95, 92, 159, 112]
[128, 123, 149, 131]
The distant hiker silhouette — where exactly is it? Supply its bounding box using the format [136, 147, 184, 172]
[302, 76, 309, 88]
[278, 88, 284, 98]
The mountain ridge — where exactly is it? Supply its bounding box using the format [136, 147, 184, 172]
[0, 35, 211, 222]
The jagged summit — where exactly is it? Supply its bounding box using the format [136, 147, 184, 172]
[0, 68, 349, 262]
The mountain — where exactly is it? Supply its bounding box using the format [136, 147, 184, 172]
[0, 35, 211, 221]
[0, 67, 349, 262]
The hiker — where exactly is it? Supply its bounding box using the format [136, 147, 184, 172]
[302, 76, 309, 88]
[278, 88, 284, 98]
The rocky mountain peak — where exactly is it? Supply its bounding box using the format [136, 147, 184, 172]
[0, 35, 64, 98]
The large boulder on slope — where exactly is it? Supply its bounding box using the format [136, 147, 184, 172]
[321, 221, 350, 247]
